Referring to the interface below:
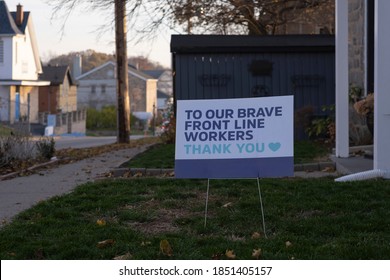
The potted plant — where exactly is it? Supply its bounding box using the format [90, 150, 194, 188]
[353, 93, 374, 135]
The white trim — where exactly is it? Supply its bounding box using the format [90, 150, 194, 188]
[27, 16, 43, 74]
[75, 61, 115, 80]
[374, 0, 390, 170]
[128, 67, 157, 82]
[0, 80, 50, 86]
[363, 0, 368, 95]
[335, 0, 349, 158]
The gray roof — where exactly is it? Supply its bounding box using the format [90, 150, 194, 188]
[10, 11, 30, 33]
[39, 65, 75, 86]
[0, 1, 23, 35]
[144, 70, 165, 79]
[128, 64, 156, 80]
[157, 90, 170, 99]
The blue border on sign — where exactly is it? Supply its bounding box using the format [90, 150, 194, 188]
[175, 157, 294, 178]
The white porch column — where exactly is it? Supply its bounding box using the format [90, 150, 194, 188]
[374, 0, 390, 170]
[335, 0, 350, 158]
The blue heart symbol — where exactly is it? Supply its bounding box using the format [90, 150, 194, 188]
[269, 142, 281, 152]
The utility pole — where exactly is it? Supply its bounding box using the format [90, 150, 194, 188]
[115, 0, 131, 143]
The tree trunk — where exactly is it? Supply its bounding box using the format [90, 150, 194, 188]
[115, 0, 130, 143]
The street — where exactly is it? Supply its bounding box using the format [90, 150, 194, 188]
[54, 135, 147, 150]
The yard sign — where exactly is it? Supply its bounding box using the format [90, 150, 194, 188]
[175, 96, 294, 178]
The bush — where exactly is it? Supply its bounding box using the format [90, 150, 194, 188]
[0, 135, 56, 168]
[87, 106, 141, 131]
[36, 137, 56, 160]
[160, 103, 176, 144]
[0, 135, 36, 167]
[305, 105, 335, 143]
[86, 106, 117, 130]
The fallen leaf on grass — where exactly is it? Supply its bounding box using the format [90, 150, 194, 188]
[285, 241, 293, 248]
[133, 172, 143, 178]
[97, 239, 115, 248]
[160, 239, 173, 257]
[252, 248, 262, 259]
[225, 249, 236, 259]
[141, 241, 151, 246]
[160, 171, 175, 177]
[251, 232, 262, 239]
[113, 252, 133, 260]
[96, 219, 106, 226]
[122, 171, 132, 178]
[322, 166, 335, 173]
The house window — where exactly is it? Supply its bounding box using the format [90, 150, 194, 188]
[91, 85, 96, 94]
[101, 84, 106, 94]
[0, 40, 4, 63]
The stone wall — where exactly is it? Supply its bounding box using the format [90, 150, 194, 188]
[349, 0, 365, 90]
[348, 0, 373, 145]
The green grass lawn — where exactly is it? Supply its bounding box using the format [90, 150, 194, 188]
[124, 141, 330, 168]
[0, 125, 13, 136]
[1, 177, 390, 260]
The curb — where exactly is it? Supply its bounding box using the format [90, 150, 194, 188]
[0, 158, 60, 181]
[294, 161, 335, 172]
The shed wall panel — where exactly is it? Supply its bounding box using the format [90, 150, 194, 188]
[172, 35, 335, 139]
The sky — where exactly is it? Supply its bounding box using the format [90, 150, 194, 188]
[5, 0, 174, 68]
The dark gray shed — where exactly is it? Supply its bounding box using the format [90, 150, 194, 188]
[171, 35, 335, 139]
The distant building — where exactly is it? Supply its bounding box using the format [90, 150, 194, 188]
[39, 66, 77, 114]
[38, 65, 86, 135]
[144, 69, 173, 111]
[74, 60, 158, 115]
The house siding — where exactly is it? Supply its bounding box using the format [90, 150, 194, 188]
[38, 86, 57, 114]
[76, 62, 157, 114]
[58, 78, 77, 113]
[157, 70, 173, 96]
[129, 73, 147, 112]
[0, 86, 10, 121]
[77, 79, 117, 110]
[12, 29, 38, 81]
[0, 37, 13, 79]
[145, 80, 157, 113]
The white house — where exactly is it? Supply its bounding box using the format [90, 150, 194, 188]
[0, 1, 49, 124]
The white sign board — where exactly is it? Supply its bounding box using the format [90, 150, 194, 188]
[175, 96, 294, 178]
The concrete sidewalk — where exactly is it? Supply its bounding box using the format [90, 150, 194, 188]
[0, 145, 150, 226]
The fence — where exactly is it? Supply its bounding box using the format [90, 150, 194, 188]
[38, 109, 87, 135]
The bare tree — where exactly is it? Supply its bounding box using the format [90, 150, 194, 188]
[47, 0, 135, 143]
[115, 0, 130, 143]
[158, 0, 334, 35]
